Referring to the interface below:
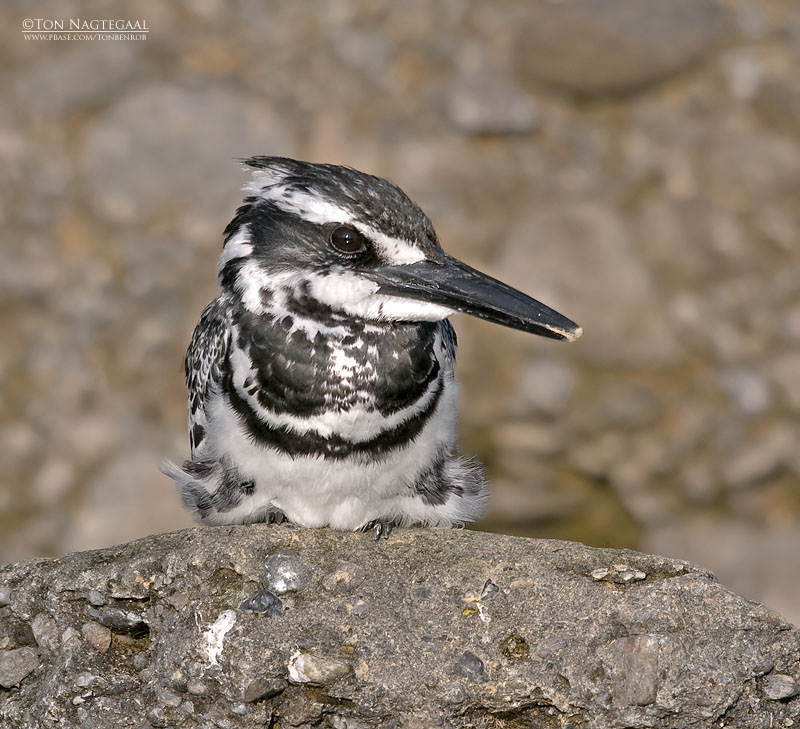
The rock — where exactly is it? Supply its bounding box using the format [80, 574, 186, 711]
[636, 197, 750, 282]
[512, 356, 577, 417]
[590, 563, 647, 584]
[680, 459, 719, 505]
[497, 204, 681, 367]
[704, 130, 800, 210]
[717, 367, 772, 416]
[593, 383, 662, 430]
[762, 674, 800, 701]
[279, 684, 327, 725]
[452, 651, 487, 682]
[264, 552, 311, 595]
[0, 526, 798, 727]
[31, 613, 59, 652]
[81, 621, 111, 653]
[14, 44, 140, 117]
[91, 606, 149, 638]
[721, 48, 766, 102]
[287, 651, 352, 686]
[60, 627, 81, 654]
[86, 590, 106, 607]
[602, 634, 663, 706]
[83, 85, 295, 224]
[186, 678, 208, 696]
[643, 518, 800, 626]
[31, 458, 76, 506]
[446, 67, 539, 135]
[491, 421, 564, 459]
[783, 305, 800, 343]
[770, 352, 800, 414]
[329, 29, 390, 83]
[74, 671, 98, 689]
[242, 677, 288, 703]
[0, 647, 39, 688]
[515, 0, 730, 96]
[755, 79, 800, 139]
[569, 432, 628, 479]
[720, 426, 794, 490]
[60, 449, 195, 555]
[239, 588, 283, 616]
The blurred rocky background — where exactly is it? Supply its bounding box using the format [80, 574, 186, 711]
[2, 0, 799, 622]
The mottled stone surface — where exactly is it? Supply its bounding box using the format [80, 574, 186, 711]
[1, 526, 799, 728]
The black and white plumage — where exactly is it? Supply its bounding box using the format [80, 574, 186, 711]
[161, 157, 581, 536]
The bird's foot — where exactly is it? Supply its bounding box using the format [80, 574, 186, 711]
[261, 506, 288, 525]
[360, 518, 396, 541]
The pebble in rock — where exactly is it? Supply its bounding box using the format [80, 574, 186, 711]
[0, 647, 39, 688]
[591, 564, 647, 583]
[145, 707, 167, 727]
[60, 627, 81, 653]
[186, 678, 208, 696]
[94, 607, 149, 637]
[86, 590, 106, 607]
[480, 579, 499, 600]
[453, 651, 487, 682]
[280, 685, 327, 726]
[157, 689, 182, 708]
[288, 651, 352, 686]
[81, 621, 111, 653]
[243, 677, 288, 703]
[0, 585, 11, 606]
[74, 671, 97, 689]
[762, 673, 800, 700]
[265, 553, 310, 595]
[170, 668, 188, 692]
[31, 613, 60, 652]
[239, 589, 284, 616]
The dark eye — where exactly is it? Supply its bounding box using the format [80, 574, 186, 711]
[329, 226, 366, 255]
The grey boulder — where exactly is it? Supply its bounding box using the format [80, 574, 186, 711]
[1, 525, 798, 728]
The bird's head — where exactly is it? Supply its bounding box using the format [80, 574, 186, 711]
[218, 156, 581, 341]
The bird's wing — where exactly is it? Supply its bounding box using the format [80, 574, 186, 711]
[185, 296, 231, 457]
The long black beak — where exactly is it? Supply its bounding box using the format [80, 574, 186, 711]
[362, 250, 582, 342]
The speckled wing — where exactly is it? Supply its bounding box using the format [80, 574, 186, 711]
[185, 296, 231, 456]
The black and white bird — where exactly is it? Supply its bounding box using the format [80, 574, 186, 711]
[161, 157, 581, 538]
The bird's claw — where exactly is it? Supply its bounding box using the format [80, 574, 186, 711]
[263, 506, 288, 524]
[361, 518, 394, 540]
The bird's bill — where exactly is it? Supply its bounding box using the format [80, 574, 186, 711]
[362, 250, 582, 342]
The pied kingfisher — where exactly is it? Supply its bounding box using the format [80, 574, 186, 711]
[161, 157, 581, 538]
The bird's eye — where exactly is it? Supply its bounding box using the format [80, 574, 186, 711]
[329, 226, 366, 255]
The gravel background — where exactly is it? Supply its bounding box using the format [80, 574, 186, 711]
[2, 1, 799, 623]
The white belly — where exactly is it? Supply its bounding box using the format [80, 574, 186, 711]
[204, 378, 460, 529]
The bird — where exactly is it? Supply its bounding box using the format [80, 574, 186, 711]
[161, 157, 581, 538]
